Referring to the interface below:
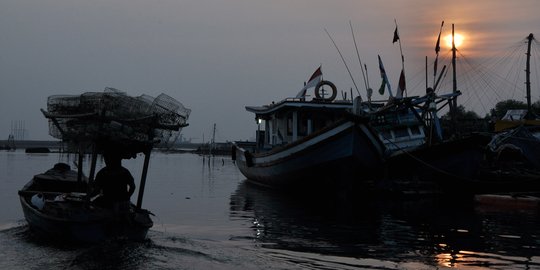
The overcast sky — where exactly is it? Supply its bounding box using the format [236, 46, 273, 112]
[1, 0, 539, 142]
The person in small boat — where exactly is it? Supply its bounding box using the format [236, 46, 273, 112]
[91, 151, 136, 210]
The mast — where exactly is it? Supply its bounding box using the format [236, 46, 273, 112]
[394, 19, 406, 98]
[451, 24, 458, 111]
[450, 24, 458, 134]
[526, 33, 534, 115]
[425, 56, 428, 90]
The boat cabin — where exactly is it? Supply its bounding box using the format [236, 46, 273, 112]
[370, 107, 426, 151]
[246, 96, 426, 152]
[246, 98, 354, 150]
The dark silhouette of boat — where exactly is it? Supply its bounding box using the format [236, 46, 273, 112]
[19, 89, 190, 243]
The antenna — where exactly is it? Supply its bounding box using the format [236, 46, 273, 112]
[324, 28, 362, 100]
[349, 21, 369, 94]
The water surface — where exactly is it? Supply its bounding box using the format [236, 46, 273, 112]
[1, 150, 539, 269]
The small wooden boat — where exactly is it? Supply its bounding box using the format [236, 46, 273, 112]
[19, 163, 153, 243]
[19, 89, 190, 243]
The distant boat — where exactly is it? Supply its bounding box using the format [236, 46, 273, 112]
[478, 33, 540, 190]
[377, 26, 540, 195]
[475, 193, 540, 210]
[494, 34, 540, 132]
[25, 147, 51, 153]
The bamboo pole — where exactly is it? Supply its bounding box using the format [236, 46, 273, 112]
[88, 144, 98, 184]
[136, 150, 151, 209]
[77, 144, 84, 183]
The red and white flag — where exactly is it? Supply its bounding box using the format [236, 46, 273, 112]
[296, 66, 322, 98]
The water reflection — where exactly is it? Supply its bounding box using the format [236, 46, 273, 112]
[0, 224, 279, 270]
[230, 180, 540, 269]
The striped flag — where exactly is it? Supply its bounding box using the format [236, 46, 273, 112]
[378, 55, 392, 96]
[296, 66, 322, 98]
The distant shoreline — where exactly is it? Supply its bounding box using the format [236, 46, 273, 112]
[0, 140, 232, 153]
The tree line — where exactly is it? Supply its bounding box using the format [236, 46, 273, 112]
[444, 99, 540, 120]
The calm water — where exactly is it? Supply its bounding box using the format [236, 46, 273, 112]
[1, 150, 539, 269]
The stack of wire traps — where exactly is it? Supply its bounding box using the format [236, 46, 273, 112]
[45, 88, 190, 147]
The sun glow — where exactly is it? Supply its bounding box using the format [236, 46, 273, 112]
[444, 33, 464, 48]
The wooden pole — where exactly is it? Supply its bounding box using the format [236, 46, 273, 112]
[136, 150, 151, 209]
[526, 33, 534, 115]
[425, 56, 428, 90]
[88, 144, 98, 183]
[77, 144, 84, 183]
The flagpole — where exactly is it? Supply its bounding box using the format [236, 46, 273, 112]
[394, 19, 404, 70]
[434, 21, 444, 87]
[364, 64, 370, 90]
[393, 19, 406, 98]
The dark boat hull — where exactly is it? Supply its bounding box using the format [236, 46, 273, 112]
[233, 119, 386, 191]
[19, 176, 152, 243]
[379, 134, 527, 195]
[20, 194, 152, 243]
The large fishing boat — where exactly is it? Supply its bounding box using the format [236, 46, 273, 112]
[232, 66, 457, 192]
[233, 92, 384, 191]
[19, 89, 190, 242]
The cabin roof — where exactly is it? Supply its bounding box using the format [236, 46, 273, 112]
[246, 99, 352, 116]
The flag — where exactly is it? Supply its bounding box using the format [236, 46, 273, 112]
[378, 79, 386, 95]
[435, 21, 444, 53]
[435, 32, 442, 54]
[296, 66, 322, 98]
[392, 26, 399, 43]
[396, 69, 406, 98]
[378, 55, 392, 96]
[434, 21, 444, 78]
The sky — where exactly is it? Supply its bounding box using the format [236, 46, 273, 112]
[1, 0, 539, 142]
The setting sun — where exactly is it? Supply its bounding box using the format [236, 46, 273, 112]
[444, 33, 464, 48]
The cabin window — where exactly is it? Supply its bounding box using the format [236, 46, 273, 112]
[298, 113, 308, 136]
[313, 117, 328, 132]
[287, 114, 293, 135]
[410, 126, 422, 135]
[394, 128, 409, 138]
